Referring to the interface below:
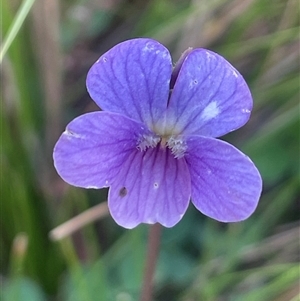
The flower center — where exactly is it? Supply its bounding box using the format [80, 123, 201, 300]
[137, 133, 187, 159]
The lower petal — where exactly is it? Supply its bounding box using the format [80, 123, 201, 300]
[108, 147, 191, 229]
[185, 136, 262, 222]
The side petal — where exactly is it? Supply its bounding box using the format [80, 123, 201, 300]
[86, 38, 172, 129]
[53, 111, 151, 188]
[108, 147, 191, 229]
[167, 49, 253, 137]
[185, 136, 262, 222]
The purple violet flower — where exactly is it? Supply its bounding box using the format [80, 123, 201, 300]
[53, 38, 262, 229]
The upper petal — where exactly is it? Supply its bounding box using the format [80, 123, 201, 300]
[185, 136, 262, 222]
[166, 49, 253, 137]
[53, 111, 152, 188]
[108, 147, 191, 229]
[86, 38, 172, 129]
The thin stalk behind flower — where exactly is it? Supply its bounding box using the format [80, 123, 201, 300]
[140, 224, 162, 301]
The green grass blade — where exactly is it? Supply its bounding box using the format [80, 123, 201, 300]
[0, 0, 35, 62]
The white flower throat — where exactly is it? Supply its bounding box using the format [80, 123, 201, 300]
[137, 131, 187, 159]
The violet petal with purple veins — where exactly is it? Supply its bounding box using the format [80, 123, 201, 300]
[53, 38, 262, 229]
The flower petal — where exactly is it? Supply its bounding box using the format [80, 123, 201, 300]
[53, 111, 151, 188]
[185, 136, 262, 222]
[108, 147, 191, 229]
[86, 38, 172, 129]
[167, 49, 253, 137]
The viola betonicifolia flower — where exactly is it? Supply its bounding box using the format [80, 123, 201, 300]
[54, 38, 262, 229]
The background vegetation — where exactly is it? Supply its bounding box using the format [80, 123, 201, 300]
[1, 0, 299, 300]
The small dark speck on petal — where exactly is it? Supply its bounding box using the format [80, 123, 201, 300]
[119, 187, 127, 197]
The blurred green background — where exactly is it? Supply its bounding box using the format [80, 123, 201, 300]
[1, 0, 299, 300]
